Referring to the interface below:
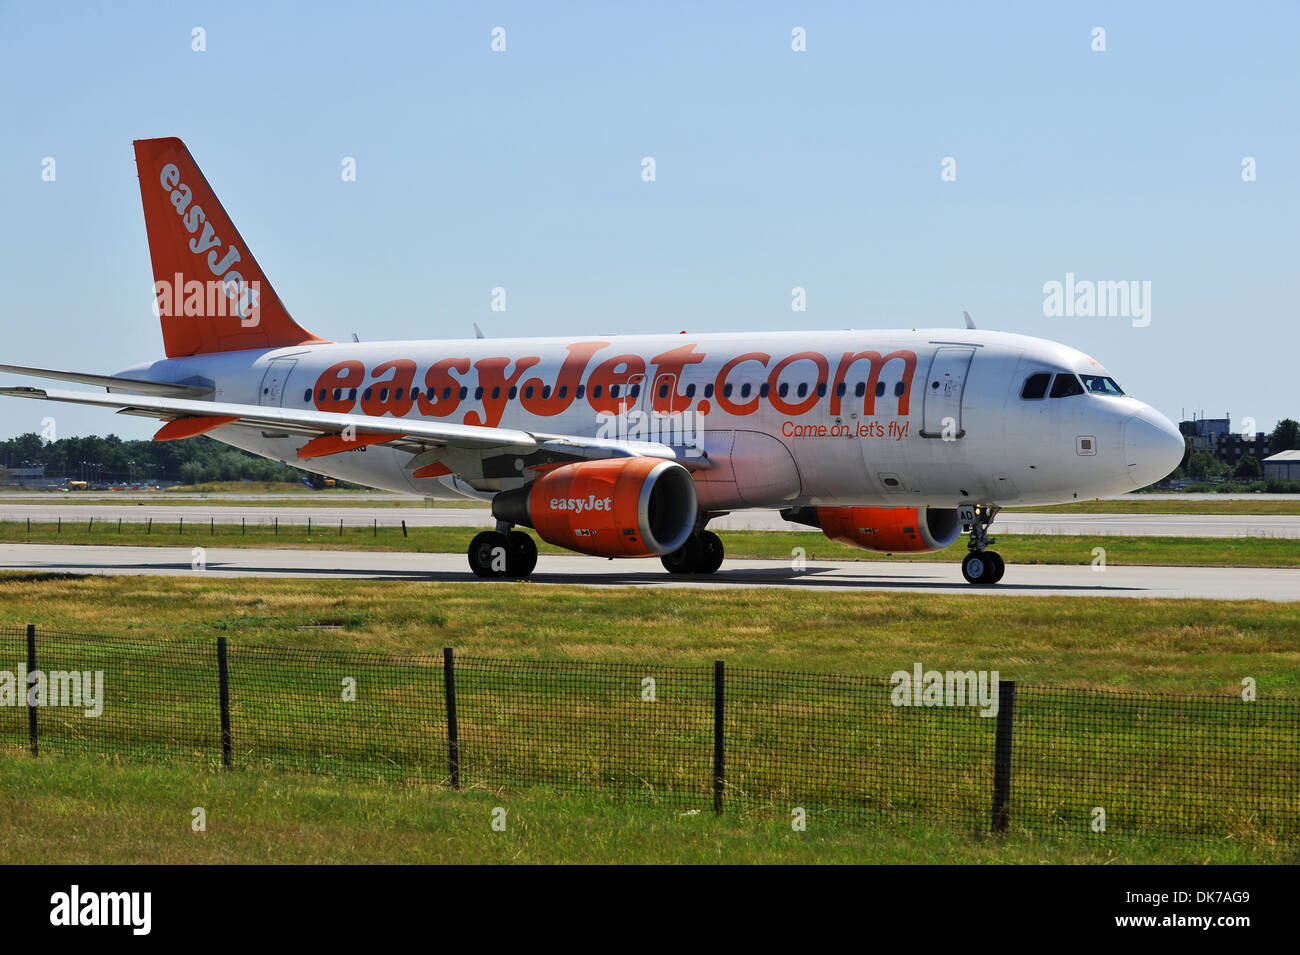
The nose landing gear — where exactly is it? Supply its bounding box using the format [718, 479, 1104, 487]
[961, 505, 1005, 585]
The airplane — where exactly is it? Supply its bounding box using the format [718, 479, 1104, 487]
[0, 137, 1186, 585]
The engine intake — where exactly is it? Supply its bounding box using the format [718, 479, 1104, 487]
[781, 505, 962, 553]
[493, 458, 698, 557]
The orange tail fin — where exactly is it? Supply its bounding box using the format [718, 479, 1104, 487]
[133, 137, 330, 357]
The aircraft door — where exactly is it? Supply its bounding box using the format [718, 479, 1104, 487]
[258, 358, 297, 407]
[920, 347, 975, 438]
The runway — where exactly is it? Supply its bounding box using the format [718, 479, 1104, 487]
[2, 543, 1296, 600]
[1, 503, 1298, 538]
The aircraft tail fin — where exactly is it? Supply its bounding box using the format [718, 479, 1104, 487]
[133, 137, 330, 357]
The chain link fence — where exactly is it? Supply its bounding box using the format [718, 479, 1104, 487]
[0, 625, 1294, 844]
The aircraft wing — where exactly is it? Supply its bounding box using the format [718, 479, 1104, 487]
[0, 385, 700, 476]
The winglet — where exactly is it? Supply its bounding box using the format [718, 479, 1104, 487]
[963, 311, 976, 329]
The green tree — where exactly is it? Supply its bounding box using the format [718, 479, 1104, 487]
[1271, 418, 1300, 455]
[1185, 450, 1225, 481]
[1233, 454, 1262, 480]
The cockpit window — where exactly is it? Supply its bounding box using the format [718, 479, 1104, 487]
[1080, 374, 1124, 396]
[1020, 372, 1050, 399]
[1049, 373, 1085, 398]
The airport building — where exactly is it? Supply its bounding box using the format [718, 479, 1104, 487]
[1262, 450, 1300, 481]
[1178, 414, 1271, 466]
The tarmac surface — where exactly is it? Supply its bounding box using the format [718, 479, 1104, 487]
[1, 503, 1297, 538]
[2, 543, 1297, 600]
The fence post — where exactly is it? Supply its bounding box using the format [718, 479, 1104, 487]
[443, 647, 460, 789]
[991, 679, 1016, 833]
[713, 660, 725, 814]
[26, 624, 38, 756]
[216, 636, 232, 769]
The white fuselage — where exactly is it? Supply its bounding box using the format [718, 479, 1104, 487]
[121, 328, 1185, 510]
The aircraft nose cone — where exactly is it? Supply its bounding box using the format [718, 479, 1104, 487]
[1123, 408, 1185, 488]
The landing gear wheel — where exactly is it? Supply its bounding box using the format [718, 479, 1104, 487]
[961, 553, 987, 582]
[661, 535, 703, 574]
[986, 550, 1005, 584]
[468, 531, 509, 578]
[962, 550, 1004, 585]
[507, 530, 538, 578]
[962, 551, 992, 585]
[962, 504, 1004, 585]
[696, 531, 725, 574]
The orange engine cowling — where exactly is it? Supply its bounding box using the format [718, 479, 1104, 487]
[780, 505, 962, 553]
[492, 458, 698, 557]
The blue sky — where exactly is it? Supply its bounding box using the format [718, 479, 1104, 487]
[1, 1, 1296, 440]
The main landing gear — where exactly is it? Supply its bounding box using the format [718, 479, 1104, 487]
[661, 529, 725, 575]
[961, 505, 1005, 586]
[468, 524, 538, 579]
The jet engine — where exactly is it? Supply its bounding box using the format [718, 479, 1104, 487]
[780, 505, 962, 553]
[492, 458, 698, 557]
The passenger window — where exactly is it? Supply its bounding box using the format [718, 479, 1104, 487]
[835, 383, 846, 397]
[817, 383, 827, 398]
[1021, 373, 1050, 400]
[704, 383, 714, 398]
[303, 389, 312, 402]
[797, 382, 808, 398]
[893, 382, 905, 397]
[875, 381, 886, 398]
[855, 382, 866, 397]
[508, 386, 517, 399]
[759, 383, 769, 397]
[685, 383, 696, 398]
[1049, 374, 1084, 398]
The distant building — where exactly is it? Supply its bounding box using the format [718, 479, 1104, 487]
[1262, 450, 1300, 482]
[0, 466, 46, 486]
[1178, 413, 1271, 466]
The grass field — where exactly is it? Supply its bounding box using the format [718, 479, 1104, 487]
[2, 519, 1297, 568]
[1, 572, 1296, 691]
[3, 755, 1283, 864]
[1, 573, 1296, 863]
